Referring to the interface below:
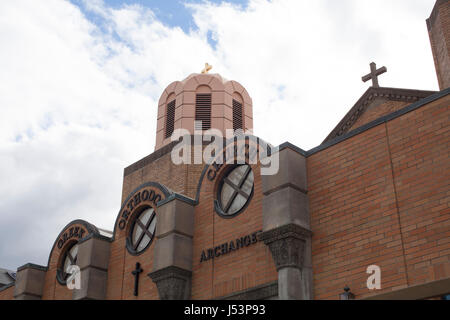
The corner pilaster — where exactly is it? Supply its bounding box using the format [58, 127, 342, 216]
[14, 264, 47, 300]
[148, 194, 195, 300]
[72, 234, 111, 300]
[260, 146, 313, 300]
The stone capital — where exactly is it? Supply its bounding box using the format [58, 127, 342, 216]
[148, 266, 192, 300]
[258, 224, 312, 271]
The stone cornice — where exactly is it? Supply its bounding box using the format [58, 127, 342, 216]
[258, 224, 312, 244]
[323, 87, 436, 143]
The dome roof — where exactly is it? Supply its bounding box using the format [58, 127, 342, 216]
[155, 72, 254, 150]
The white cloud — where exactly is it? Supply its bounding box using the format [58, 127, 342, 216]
[0, 0, 438, 270]
[187, 0, 438, 146]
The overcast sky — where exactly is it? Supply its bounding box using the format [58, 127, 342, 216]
[0, 0, 439, 270]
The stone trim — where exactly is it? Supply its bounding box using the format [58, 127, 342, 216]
[148, 266, 192, 300]
[111, 181, 173, 241]
[17, 263, 48, 272]
[262, 182, 308, 197]
[324, 87, 437, 143]
[260, 89, 450, 162]
[259, 224, 312, 243]
[278, 142, 308, 157]
[308, 88, 449, 156]
[14, 266, 47, 300]
[0, 282, 14, 292]
[72, 236, 110, 300]
[157, 193, 196, 207]
[125, 137, 226, 178]
[78, 232, 112, 244]
[364, 277, 450, 300]
[46, 219, 100, 268]
[124, 140, 179, 177]
[217, 281, 278, 300]
[15, 293, 42, 300]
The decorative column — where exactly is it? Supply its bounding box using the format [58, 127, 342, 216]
[72, 234, 110, 300]
[14, 264, 47, 300]
[148, 194, 195, 300]
[259, 145, 313, 300]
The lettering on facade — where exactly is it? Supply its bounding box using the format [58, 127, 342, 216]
[200, 231, 261, 263]
[118, 189, 162, 230]
[57, 227, 86, 249]
[206, 143, 258, 182]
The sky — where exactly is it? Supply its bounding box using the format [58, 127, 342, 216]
[0, 0, 439, 270]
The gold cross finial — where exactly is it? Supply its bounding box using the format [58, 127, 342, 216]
[201, 63, 212, 74]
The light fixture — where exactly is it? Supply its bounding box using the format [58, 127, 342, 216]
[339, 286, 355, 300]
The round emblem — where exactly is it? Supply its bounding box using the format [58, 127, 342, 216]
[216, 164, 254, 218]
[126, 207, 157, 255]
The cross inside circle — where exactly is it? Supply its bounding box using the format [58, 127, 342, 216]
[220, 165, 254, 216]
[131, 208, 156, 253]
[62, 244, 78, 281]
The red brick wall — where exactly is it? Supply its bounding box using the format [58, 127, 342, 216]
[108, 145, 209, 299]
[349, 100, 409, 132]
[113, 153, 278, 300]
[4, 97, 446, 301]
[106, 187, 162, 300]
[308, 95, 450, 299]
[122, 151, 204, 203]
[387, 95, 450, 286]
[192, 162, 277, 299]
[428, 0, 450, 90]
[42, 222, 89, 300]
[0, 286, 14, 300]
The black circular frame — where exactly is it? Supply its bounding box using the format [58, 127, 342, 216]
[215, 164, 255, 219]
[56, 241, 78, 285]
[126, 207, 157, 256]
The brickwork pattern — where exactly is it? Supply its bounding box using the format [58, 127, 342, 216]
[428, 0, 450, 90]
[191, 162, 278, 299]
[0, 286, 14, 299]
[349, 100, 409, 132]
[308, 96, 450, 299]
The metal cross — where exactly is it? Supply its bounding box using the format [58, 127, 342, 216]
[63, 246, 78, 280]
[131, 262, 143, 297]
[133, 211, 156, 251]
[67, 251, 77, 265]
[201, 63, 212, 74]
[222, 166, 252, 213]
[362, 62, 387, 88]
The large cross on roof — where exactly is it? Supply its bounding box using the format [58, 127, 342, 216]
[362, 62, 387, 88]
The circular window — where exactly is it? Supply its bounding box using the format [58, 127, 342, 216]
[127, 207, 157, 255]
[57, 242, 78, 284]
[217, 164, 254, 217]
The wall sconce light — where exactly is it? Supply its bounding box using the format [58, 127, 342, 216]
[339, 286, 355, 300]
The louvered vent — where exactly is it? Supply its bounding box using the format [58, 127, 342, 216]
[195, 94, 211, 130]
[233, 99, 243, 131]
[165, 100, 175, 138]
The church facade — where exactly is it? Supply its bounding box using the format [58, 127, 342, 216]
[0, 0, 449, 300]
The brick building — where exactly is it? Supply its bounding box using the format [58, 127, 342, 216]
[0, 0, 449, 300]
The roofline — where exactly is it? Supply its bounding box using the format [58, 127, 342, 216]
[323, 87, 437, 144]
[0, 282, 15, 292]
[297, 87, 449, 156]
